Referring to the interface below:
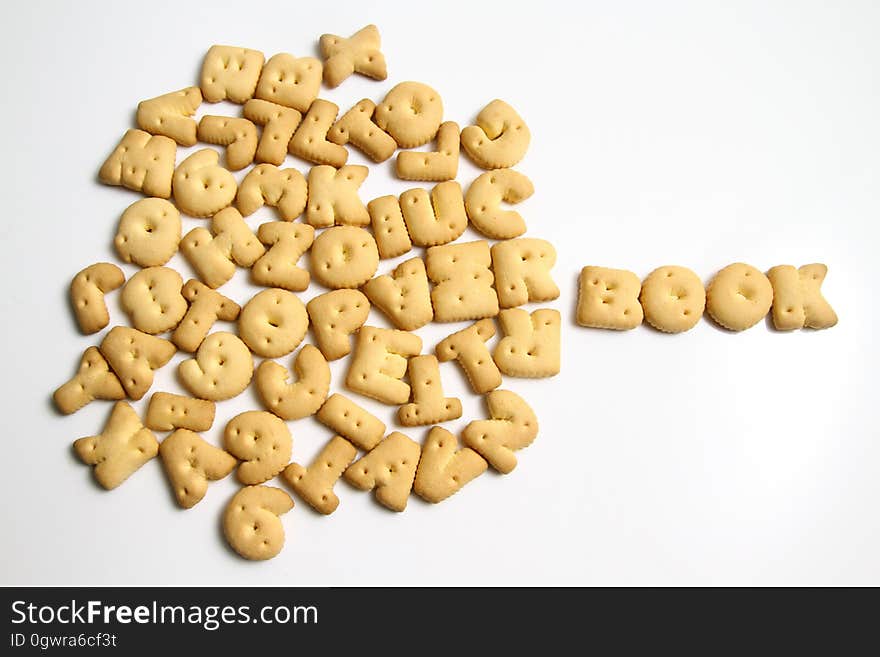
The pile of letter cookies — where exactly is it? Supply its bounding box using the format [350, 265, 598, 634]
[53, 26, 560, 560]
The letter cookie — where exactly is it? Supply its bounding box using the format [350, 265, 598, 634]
[310, 226, 379, 289]
[73, 401, 159, 489]
[224, 411, 292, 485]
[146, 392, 215, 432]
[197, 116, 258, 171]
[493, 308, 561, 378]
[465, 169, 534, 240]
[368, 195, 412, 259]
[282, 436, 357, 514]
[375, 82, 443, 148]
[640, 265, 706, 333]
[223, 486, 293, 561]
[363, 257, 433, 330]
[461, 99, 530, 169]
[172, 280, 241, 352]
[328, 99, 397, 162]
[346, 326, 422, 405]
[200, 45, 265, 103]
[251, 222, 314, 291]
[178, 332, 253, 401]
[400, 181, 468, 247]
[180, 207, 264, 288]
[70, 263, 125, 334]
[288, 99, 348, 167]
[243, 99, 302, 165]
[414, 427, 487, 503]
[305, 165, 369, 227]
[255, 53, 322, 112]
[491, 238, 559, 308]
[238, 288, 308, 358]
[114, 198, 181, 267]
[343, 432, 421, 512]
[462, 390, 538, 474]
[255, 345, 331, 420]
[398, 355, 462, 426]
[316, 394, 386, 451]
[120, 266, 187, 335]
[98, 129, 176, 198]
[306, 289, 370, 360]
[100, 327, 176, 400]
[426, 241, 499, 322]
[319, 24, 387, 88]
[767, 263, 838, 330]
[136, 87, 202, 146]
[396, 121, 460, 181]
[54, 347, 125, 415]
[236, 164, 307, 221]
[172, 149, 237, 218]
[435, 319, 502, 394]
[159, 428, 236, 508]
[706, 263, 773, 331]
[576, 266, 643, 330]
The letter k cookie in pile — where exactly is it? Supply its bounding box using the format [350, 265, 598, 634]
[53, 24, 559, 560]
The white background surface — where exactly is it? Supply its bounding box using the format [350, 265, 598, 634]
[0, 0, 877, 586]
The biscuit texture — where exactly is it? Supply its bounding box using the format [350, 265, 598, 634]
[398, 355, 462, 427]
[54, 347, 125, 415]
[493, 308, 561, 378]
[255, 53, 321, 112]
[368, 195, 412, 259]
[178, 332, 253, 401]
[435, 319, 502, 394]
[100, 327, 176, 400]
[491, 238, 559, 308]
[576, 266, 643, 330]
[316, 394, 385, 451]
[70, 263, 125, 334]
[99, 129, 176, 198]
[706, 263, 773, 331]
[251, 222, 314, 291]
[197, 116, 258, 171]
[426, 241, 499, 322]
[159, 429, 236, 508]
[243, 99, 302, 165]
[289, 99, 348, 167]
[465, 169, 533, 240]
[310, 226, 378, 289]
[363, 257, 433, 331]
[414, 427, 487, 503]
[120, 266, 187, 335]
[767, 263, 838, 330]
[237, 164, 307, 221]
[306, 289, 370, 361]
[461, 99, 530, 169]
[320, 24, 387, 88]
[173, 280, 240, 352]
[400, 181, 467, 247]
[223, 486, 293, 561]
[137, 87, 201, 146]
[146, 392, 215, 432]
[255, 345, 331, 420]
[328, 99, 397, 162]
[172, 149, 237, 218]
[224, 411, 292, 485]
[396, 121, 460, 181]
[375, 82, 443, 148]
[306, 164, 369, 228]
[462, 390, 538, 474]
[282, 436, 357, 515]
[640, 266, 705, 333]
[238, 288, 308, 358]
[115, 198, 181, 267]
[200, 45, 265, 104]
[346, 326, 422, 405]
[344, 432, 421, 512]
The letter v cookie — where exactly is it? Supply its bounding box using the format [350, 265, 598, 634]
[256, 345, 331, 420]
[99, 327, 176, 400]
[414, 427, 487, 503]
[159, 429, 236, 509]
[462, 390, 538, 474]
[282, 436, 357, 514]
[344, 432, 420, 512]
[363, 257, 433, 330]
[54, 347, 125, 415]
[73, 401, 159, 489]
[493, 308, 560, 378]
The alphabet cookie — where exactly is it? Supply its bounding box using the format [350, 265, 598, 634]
[400, 181, 468, 247]
[200, 45, 265, 104]
[223, 486, 293, 561]
[243, 99, 302, 166]
[120, 266, 187, 335]
[99, 129, 176, 198]
[288, 99, 348, 167]
[398, 355, 462, 426]
[305, 165, 369, 227]
[375, 82, 443, 148]
[435, 319, 502, 394]
[238, 288, 308, 359]
[396, 121, 460, 181]
[251, 222, 315, 291]
[328, 99, 397, 163]
[73, 401, 159, 489]
[706, 263, 773, 331]
[491, 238, 559, 308]
[136, 87, 201, 146]
[172, 149, 237, 218]
[310, 226, 379, 289]
[640, 265, 705, 333]
[54, 347, 125, 415]
[465, 169, 533, 240]
[368, 195, 412, 259]
[460, 99, 530, 169]
[159, 428, 236, 509]
[224, 411, 292, 485]
[100, 327, 176, 400]
[767, 264, 837, 330]
[344, 432, 421, 512]
[414, 427, 487, 503]
[493, 308, 561, 378]
[255, 53, 322, 112]
[255, 344, 331, 420]
[316, 393, 386, 451]
[576, 266, 643, 330]
[346, 326, 422, 405]
[319, 24, 387, 88]
[363, 257, 433, 331]
[236, 164, 307, 221]
[282, 436, 357, 514]
[172, 280, 241, 352]
[178, 332, 253, 401]
[462, 389, 538, 474]
[114, 198, 181, 268]
[197, 115, 258, 171]
[145, 392, 215, 432]
[426, 240, 499, 322]
[306, 289, 370, 361]
[180, 207, 264, 289]
[70, 263, 125, 334]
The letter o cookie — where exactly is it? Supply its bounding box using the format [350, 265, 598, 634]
[115, 198, 182, 267]
[178, 332, 253, 401]
[639, 266, 706, 333]
[374, 82, 444, 148]
[223, 486, 293, 561]
[238, 288, 308, 358]
[706, 263, 773, 331]
[310, 226, 379, 289]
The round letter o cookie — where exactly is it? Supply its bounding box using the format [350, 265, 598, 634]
[639, 265, 706, 333]
[706, 263, 773, 331]
[310, 225, 379, 289]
